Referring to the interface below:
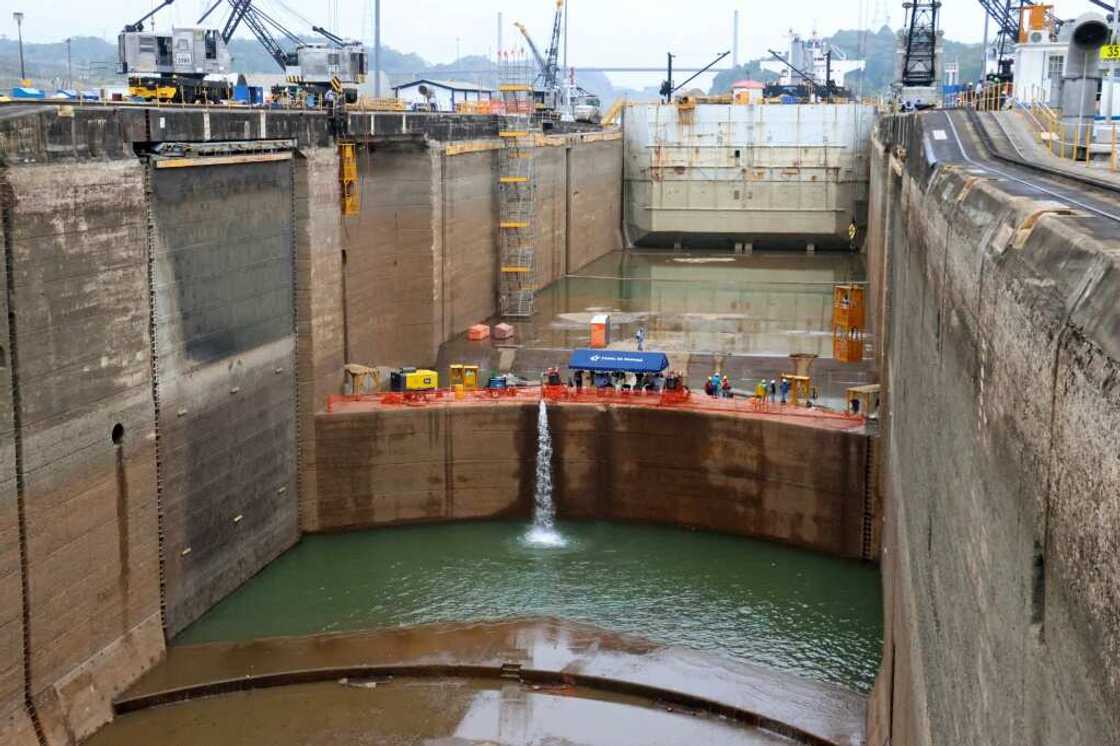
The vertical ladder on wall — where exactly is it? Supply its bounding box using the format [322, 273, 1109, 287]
[497, 51, 539, 318]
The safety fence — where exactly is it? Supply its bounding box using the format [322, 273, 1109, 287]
[942, 81, 1120, 171]
[326, 386, 866, 430]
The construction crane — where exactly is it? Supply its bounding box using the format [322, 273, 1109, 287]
[119, 0, 366, 104]
[894, 1, 941, 109]
[118, 0, 234, 102]
[513, 0, 565, 110]
[900, 1, 941, 88]
[542, 0, 564, 93]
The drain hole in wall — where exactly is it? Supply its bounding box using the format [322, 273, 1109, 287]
[111, 423, 125, 446]
[1030, 542, 1046, 630]
[0, 344, 5, 368]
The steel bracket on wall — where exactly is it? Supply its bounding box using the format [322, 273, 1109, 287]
[150, 139, 297, 169]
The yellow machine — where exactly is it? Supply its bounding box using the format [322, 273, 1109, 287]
[780, 374, 812, 406]
[390, 367, 439, 392]
[449, 364, 480, 391]
[406, 369, 439, 391]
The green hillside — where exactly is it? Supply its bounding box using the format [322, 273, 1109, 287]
[710, 26, 984, 96]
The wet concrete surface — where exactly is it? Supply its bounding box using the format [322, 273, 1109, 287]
[118, 618, 866, 745]
[91, 677, 795, 745]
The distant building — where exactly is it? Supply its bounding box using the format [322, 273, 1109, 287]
[392, 79, 493, 111]
[731, 79, 764, 104]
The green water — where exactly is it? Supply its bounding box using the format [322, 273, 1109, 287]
[177, 521, 883, 692]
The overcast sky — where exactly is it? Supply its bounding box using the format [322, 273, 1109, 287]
[5, 0, 1112, 71]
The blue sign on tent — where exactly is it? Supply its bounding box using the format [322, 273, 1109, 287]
[567, 349, 670, 374]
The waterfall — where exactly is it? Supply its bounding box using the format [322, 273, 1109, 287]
[524, 399, 565, 547]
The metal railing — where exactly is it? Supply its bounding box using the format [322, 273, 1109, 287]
[326, 384, 867, 431]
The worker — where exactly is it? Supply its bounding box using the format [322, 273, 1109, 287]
[848, 218, 858, 251]
[574, 370, 583, 392]
[636, 327, 645, 351]
[780, 378, 791, 405]
[755, 379, 767, 401]
[769, 379, 777, 403]
[721, 375, 732, 398]
[704, 378, 716, 397]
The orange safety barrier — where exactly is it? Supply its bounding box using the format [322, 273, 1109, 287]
[327, 386, 865, 430]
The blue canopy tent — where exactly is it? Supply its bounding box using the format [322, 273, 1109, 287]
[567, 349, 669, 374]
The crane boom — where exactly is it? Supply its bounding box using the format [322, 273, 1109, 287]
[514, 21, 548, 74]
[542, 0, 564, 90]
[124, 0, 176, 32]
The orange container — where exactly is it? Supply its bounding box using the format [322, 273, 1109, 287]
[590, 313, 611, 348]
[468, 324, 490, 341]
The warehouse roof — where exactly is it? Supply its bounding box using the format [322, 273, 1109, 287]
[392, 78, 493, 93]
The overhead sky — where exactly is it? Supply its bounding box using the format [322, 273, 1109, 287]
[5, 0, 1113, 66]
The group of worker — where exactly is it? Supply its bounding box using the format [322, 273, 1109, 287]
[704, 373, 733, 398]
[569, 368, 666, 393]
[754, 378, 792, 404]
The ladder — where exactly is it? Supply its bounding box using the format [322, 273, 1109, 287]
[497, 50, 539, 318]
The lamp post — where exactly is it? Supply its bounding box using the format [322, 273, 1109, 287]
[66, 37, 72, 90]
[13, 12, 26, 84]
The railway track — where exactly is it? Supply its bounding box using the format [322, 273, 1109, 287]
[942, 107, 1120, 223]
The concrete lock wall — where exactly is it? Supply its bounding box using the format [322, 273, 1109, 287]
[312, 403, 871, 559]
[0, 106, 338, 743]
[0, 104, 623, 743]
[149, 159, 300, 638]
[1, 159, 164, 744]
[341, 134, 624, 370]
[865, 115, 1120, 744]
[0, 175, 34, 744]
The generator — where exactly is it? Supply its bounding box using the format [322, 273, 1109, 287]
[449, 364, 481, 391]
[390, 368, 439, 392]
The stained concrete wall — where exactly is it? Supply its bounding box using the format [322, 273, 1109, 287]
[0, 176, 35, 744]
[866, 115, 1120, 744]
[3, 160, 164, 744]
[293, 150, 345, 533]
[437, 149, 498, 343]
[0, 105, 621, 743]
[312, 403, 870, 558]
[569, 139, 625, 272]
[341, 141, 438, 367]
[341, 134, 623, 372]
[150, 160, 300, 637]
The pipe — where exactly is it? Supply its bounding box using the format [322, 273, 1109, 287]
[1061, 13, 1111, 151]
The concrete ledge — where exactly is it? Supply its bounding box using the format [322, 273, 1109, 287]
[313, 400, 872, 558]
[115, 619, 867, 745]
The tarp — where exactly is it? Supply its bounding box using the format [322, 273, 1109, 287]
[567, 349, 669, 374]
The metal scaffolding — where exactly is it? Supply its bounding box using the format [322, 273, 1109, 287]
[497, 50, 539, 318]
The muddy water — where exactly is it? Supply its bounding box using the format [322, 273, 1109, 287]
[89, 678, 793, 746]
[177, 521, 882, 692]
[443, 250, 867, 360]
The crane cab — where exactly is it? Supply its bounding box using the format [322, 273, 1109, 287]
[118, 27, 231, 77]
